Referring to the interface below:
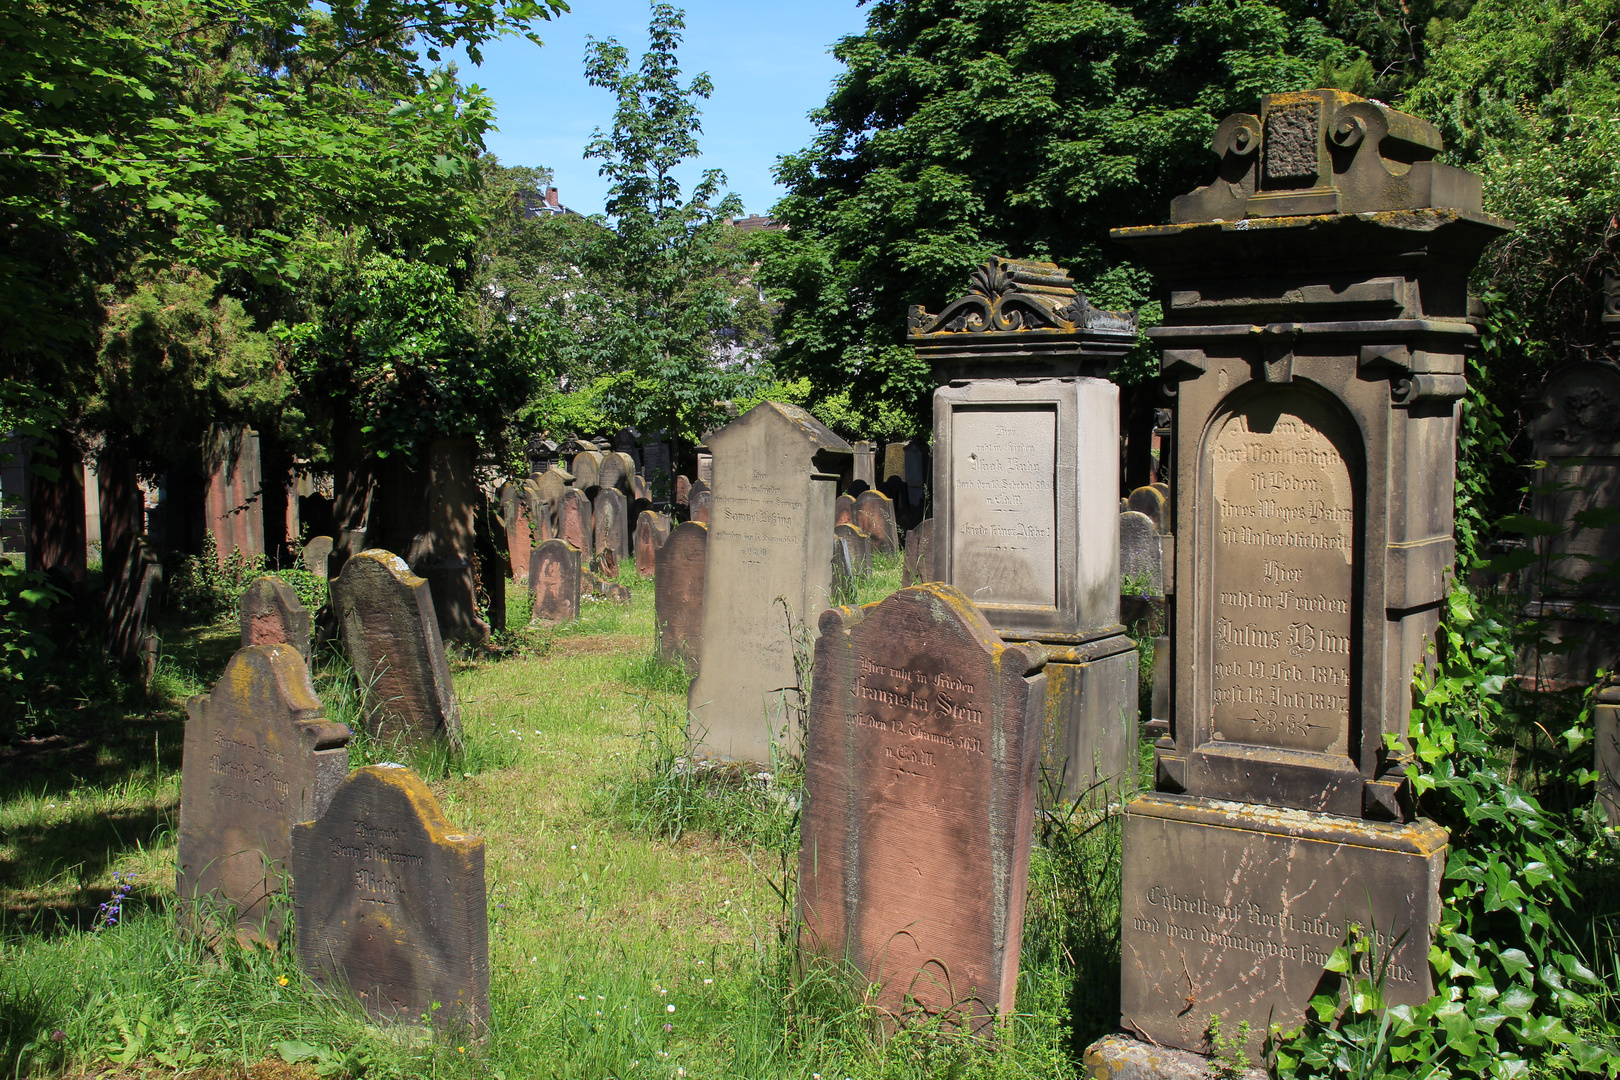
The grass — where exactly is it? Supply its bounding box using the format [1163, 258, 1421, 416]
[0, 545, 1139, 1079]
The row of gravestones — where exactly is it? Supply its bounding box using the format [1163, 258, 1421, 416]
[182, 571, 487, 1029]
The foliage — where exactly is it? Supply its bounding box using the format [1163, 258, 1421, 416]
[164, 533, 268, 620]
[1274, 586, 1620, 1077]
[575, 4, 769, 440]
[0, 558, 64, 729]
[291, 252, 536, 463]
[757, 0, 1360, 435]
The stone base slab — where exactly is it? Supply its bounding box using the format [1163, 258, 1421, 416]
[1040, 643, 1139, 805]
[1120, 792, 1447, 1058]
[1083, 1033, 1264, 1080]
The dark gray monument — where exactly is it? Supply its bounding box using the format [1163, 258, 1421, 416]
[178, 644, 350, 944]
[292, 764, 488, 1030]
[909, 256, 1139, 806]
[1105, 88, 1508, 1062]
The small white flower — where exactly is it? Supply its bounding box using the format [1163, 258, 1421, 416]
[666, 1003, 676, 1013]
[703, 978, 712, 984]
[578, 994, 587, 1000]
[598, 995, 606, 1000]
[571, 844, 577, 850]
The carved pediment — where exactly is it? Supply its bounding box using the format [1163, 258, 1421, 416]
[907, 257, 1134, 344]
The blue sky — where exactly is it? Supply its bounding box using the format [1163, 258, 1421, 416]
[461, 0, 871, 217]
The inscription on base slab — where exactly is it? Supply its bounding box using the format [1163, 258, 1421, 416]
[1209, 398, 1354, 755]
[949, 406, 1058, 609]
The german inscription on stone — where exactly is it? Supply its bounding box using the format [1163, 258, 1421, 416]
[292, 764, 488, 1029]
[799, 583, 1046, 1031]
[1209, 398, 1354, 757]
[949, 406, 1058, 609]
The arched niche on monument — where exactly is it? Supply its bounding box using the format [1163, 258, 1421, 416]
[1187, 382, 1366, 812]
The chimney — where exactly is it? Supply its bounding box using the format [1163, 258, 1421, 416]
[546, 187, 559, 209]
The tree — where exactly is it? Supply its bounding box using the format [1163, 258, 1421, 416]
[756, 0, 1360, 438]
[577, 3, 763, 440]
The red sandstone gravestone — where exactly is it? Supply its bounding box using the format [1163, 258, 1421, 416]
[557, 488, 593, 554]
[853, 490, 899, 553]
[655, 521, 707, 671]
[834, 493, 857, 528]
[799, 583, 1047, 1031]
[292, 764, 488, 1029]
[530, 539, 582, 622]
[240, 575, 312, 662]
[333, 550, 462, 748]
[634, 510, 669, 577]
[177, 644, 350, 943]
[593, 488, 630, 564]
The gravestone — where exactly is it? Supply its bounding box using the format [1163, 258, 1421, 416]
[530, 539, 582, 623]
[593, 546, 620, 580]
[675, 474, 691, 510]
[834, 522, 872, 577]
[881, 442, 906, 494]
[1108, 88, 1507, 1058]
[534, 466, 571, 510]
[598, 453, 631, 496]
[334, 550, 462, 747]
[1119, 511, 1163, 596]
[688, 486, 712, 525]
[643, 440, 673, 501]
[902, 518, 934, 587]
[1126, 486, 1166, 532]
[593, 488, 630, 565]
[1523, 360, 1620, 686]
[854, 489, 899, 553]
[852, 441, 876, 486]
[570, 451, 602, 495]
[302, 536, 333, 578]
[499, 481, 535, 584]
[910, 256, 1139, 807]
[630, 474, 651, 510]
[105, 536, 162, 685]
[830, 536, 857, 604]
[688, 402, 851, 762]
[177, 644, 350, 943]
[834, 493, 857, 528]
[696, 451, 713, 486]
[1599, 683, 1620, 825]
[656, 522, 707, 671]
[634, 510, 669, 577]
[292, 764, 487, 1029]
[557, 488, 593, 554]
[240, 576, 313, 662]
[203, 425, 265, 563]
[799, 583, 1047, 1031]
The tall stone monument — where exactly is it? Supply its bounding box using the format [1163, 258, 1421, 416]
[688, 403, 851, 763]
[799, 583, 1047, 1031]
[908, 256, 1140, 804]
[1103, 88, 1509, 1062]
[177, 644, 350, 943]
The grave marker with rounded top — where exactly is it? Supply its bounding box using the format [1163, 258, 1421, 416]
[302, 536, 333, 579]
[557, 488, 593, 553]
[656, 522, 707, 671]
[688, 486, 712, 525]
[535, 465, 572, 509]
[292, 764, 487, 1030]
[799, 583, 1047, 1032]
[833, 522, 873, 576]
[675, 474, 691, 509]
[1126, 485, 1166, 532]
[530, 539, 582, 622]
[240, 575, 313, 662]
[634, 510, 670, 577]
[902, 518, 934, 587]
[1119, 511, 1163, 596]
[334, 550, 462, 748]
[570, 450, 602, 494]
[1107, 87, 1508, 1058]
[177, 644, 350, 944]
[598, 453, 631, 496]
[593, 488, 630, 564]
[834, 493, 857, 528]
[688, 402, 851, 762]
[853, 489, 899, 553]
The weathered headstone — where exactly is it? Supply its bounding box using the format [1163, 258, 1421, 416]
[656, 522, 707, 670]
[593, 488, 630, 565]
[688, 403, 851, 762]
[593, 546, 620, 580]
[598, 453, 631, 496]
[675, 474, 692, 509]
[688, 486, 712, 525]
[1523, 360, 1620, 686]
[695, 451, 713, 486]
[292, 764, 487, 1029]
[1126, 485, 1166, 532]
[334, 550, 462, 747]
[799, 583, 1047, 1031]
[834, 493, 857, 528]
[852, 441, 876, 487]
[1119, 511, 1163, 596]
[557, 488, 593, 554]
[902, 518, 934, 587]
[177, 644, 350, 943]
[881, 442, 907, 494]
[534, 466, 571, 510]
[105, 536, 162, 684]
[833, 522, 872, 576]
[240, 576, 313, 662]
[203, 425, 265, 563]
[853, 490, 899, 553]
[571, 450, 603, 495]
[830, 536, 857, 603]
[529, 539, 582, 622]
[634, 510, 669, 577]
[302, 535, 333, 579]
[1107, 88, 1506, 1058]
[910, 256, 1139, 808]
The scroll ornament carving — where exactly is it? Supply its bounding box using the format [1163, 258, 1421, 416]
[907, 257, 1128, 340]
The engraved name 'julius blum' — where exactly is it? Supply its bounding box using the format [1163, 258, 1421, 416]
[1217, 619, 1350, 656]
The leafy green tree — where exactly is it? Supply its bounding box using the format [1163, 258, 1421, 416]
[757, 0, 1359, 437]
[578, 3, 764, 440]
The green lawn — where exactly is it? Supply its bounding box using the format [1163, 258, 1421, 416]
[0, 552, 1125, 1080]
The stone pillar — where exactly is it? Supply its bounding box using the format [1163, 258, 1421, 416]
[1104, 88, 1509, 1061]
[203, 425, 264, 563]
[27, 431, 86, 588]
[907, 257, 1139, 805]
